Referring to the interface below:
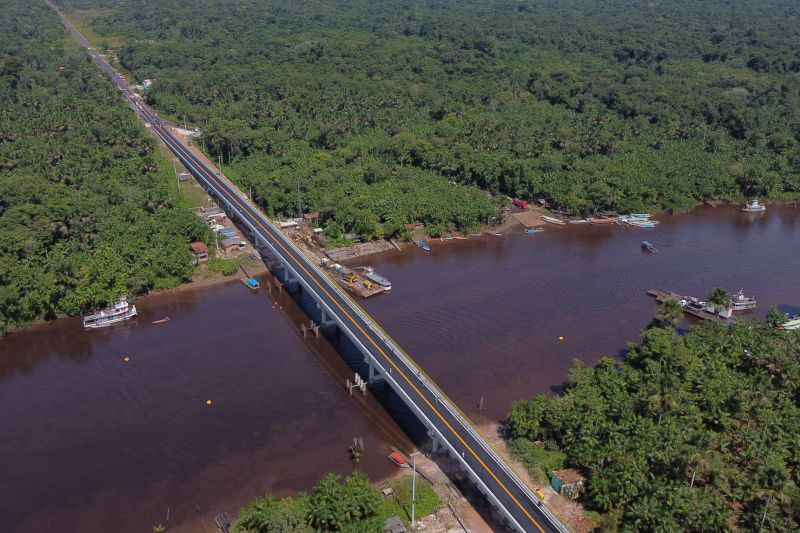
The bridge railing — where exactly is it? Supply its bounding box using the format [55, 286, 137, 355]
[255, 210, 568, 532]
[153, 123, 568, 533]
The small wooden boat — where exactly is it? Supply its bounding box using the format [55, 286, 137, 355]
[387, 447, 410, 468]
[541, 215, 566, 225]
[525, 227, 544, 234]
[641, 241, 657, 253]
[416, 240, 430, 252]
[485, 231, 506, 239]
[152, 316, 170, 324]
[589, 217, 617, 225]
[628, 219, 656, 228]
[241, 277, 260, 290]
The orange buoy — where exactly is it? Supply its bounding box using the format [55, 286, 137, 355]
[123, 356, 130, 362]
[558, 336, 564, 341]
[206, 399, 212, 406]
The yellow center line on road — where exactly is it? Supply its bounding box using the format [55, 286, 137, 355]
[153, 115, 545, 533]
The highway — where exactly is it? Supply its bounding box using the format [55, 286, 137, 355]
[52, 5, 568, 531]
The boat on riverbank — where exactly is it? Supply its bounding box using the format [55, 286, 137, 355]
[525, 227, 544, 234]
[588, 217, 617, 225]
[83, 297, 137, 329]
[241, 278, 260, 290]
[357, 266, 392, 290]
[627, 219, 657, 228]
[781, 316, 800, 331]
[742, 199, 766, 212]
[387, 447, 410, 468]
[416, 240, 430, 252]
[541, 215, 566, 225]
[730, 289, 756, 311]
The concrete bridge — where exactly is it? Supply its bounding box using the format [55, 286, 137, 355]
[55, 7, 570, 530]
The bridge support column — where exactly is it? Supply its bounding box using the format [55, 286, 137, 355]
[319, 306, 336, 327]
[429, 430, 440, 454]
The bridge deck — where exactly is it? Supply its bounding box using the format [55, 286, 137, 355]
[52, 5, 567, 530]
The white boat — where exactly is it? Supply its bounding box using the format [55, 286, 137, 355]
[541, 215, 566, 225]
[730, 289, 756, 311]
[742, 199, 766, 212]
[628, 219, 656, 228]
[83, 297, 137, 329]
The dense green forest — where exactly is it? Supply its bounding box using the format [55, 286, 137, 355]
[0, 1, 209, 336]
[507, 319, 800, 531]
[56, 0, 800, 239]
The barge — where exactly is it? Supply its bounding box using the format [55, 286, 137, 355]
[647, 289, 730, 324]
[356, 266, 392, 290]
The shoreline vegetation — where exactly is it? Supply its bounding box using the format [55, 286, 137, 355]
[232, 470, 440, 533]
[506, 314, 800, 531]
[56, 0, 800, 245]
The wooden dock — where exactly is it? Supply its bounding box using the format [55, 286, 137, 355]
[647, 289, 730, 324]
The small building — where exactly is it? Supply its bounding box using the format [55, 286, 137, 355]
[384, 516, 406, 533]
[219, 238, 242, 253]
[188, 241, 209, 264]
[177, 172, 192, 182]
[303, 212, 320, 223]
[551, 469, 586, 501]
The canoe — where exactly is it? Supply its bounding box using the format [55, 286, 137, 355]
[525, 227, 544, 234]
[541, 215, 566, 225]
[152, 316, 170, 324]
[589, 217, 617, 224]
[387, 447, 410, 468]
[416, 240, 430, 252]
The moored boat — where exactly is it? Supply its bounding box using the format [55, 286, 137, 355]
[628, 219, 656, 228]
[780, 316, 800, 331]
[241, 277, 260, 290]
[541, 215, 566, 225]
[741, 199, 766, 212]
[641, 240, 657, 253]
[588, 217, 617, 225]
[525, 227, 544, 234]
[152, 316, 170, 324]
[730, 289, 756, 311]
[359, 266, 392, 290]
[416, 240, 430, 252]
[387, 447, 410, 468]
[83, 297, 137, 329]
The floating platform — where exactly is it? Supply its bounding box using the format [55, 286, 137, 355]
[647, 289, 730, 324]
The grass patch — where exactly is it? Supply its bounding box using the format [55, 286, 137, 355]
[508, 438, 565, 485]
[378, 475, 440, 527]
[179, 180, 210, 208]
[208, 257, 238, 276]
[64, 9, 123, 48]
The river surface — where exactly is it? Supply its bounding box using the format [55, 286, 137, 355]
[1, 204, 797, 532]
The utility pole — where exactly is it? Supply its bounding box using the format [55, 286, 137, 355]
[218, 155, 222, 176]
[411, 450, 419, 527]
[296, 179, 302, 218]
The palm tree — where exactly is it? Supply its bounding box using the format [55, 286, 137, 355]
[706, 287, 731, 314]
[654, 299, 683, 329]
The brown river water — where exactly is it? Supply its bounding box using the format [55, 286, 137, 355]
[1, 204, 797, 532]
